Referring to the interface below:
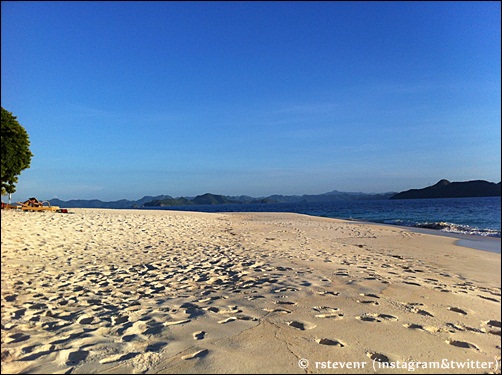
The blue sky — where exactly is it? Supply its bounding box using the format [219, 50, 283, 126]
[2, 1, 500, 201]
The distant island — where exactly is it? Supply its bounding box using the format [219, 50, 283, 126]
[46, 179, 500, 208]
[143, 193, 268, 207]
[390, 179, 501, 199]
[49, 190, 395, 209]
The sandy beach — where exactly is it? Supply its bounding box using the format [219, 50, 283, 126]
[1, 208, 500, 374]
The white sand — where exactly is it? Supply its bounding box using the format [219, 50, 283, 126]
[1, 209, 500, 374]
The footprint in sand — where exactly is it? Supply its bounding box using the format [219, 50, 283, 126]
[316, 338, 345, 347]
[413, 308, 434, 317]
[64, 349, 90, 366]
[356, 313, 398, 323]
[402, 305, 434, 317]
[272, 287, 300, 293]
[77, 315, 97, 325]
[404, 323, 425, 330]
[122, 334, 142, 343]
[193, 331, 206, 340]
[7, 333, 30, 344]
[447, 307, 467, 315]
[378, 314, 398, 321]
[111, 315, 129, 325]
[263, 308, 291, 314]
[477, 295, 500, 303]
[314, 313, 343, 319]
[483, 320, 501, 336]
[99, 352, 139, 364]
[287, 321, 316, 330]
[334, 271, 350, 277]
[485, 320, 501, 328]
[245, 295, 266, 301]
[205, 307, 220, 313]
[367, 352, 390, 363]
[446, 339, 479, 351]
[359, 293, 380, 299]
[163, 319, 191, 327]
[314, 308, 344, 319]
[313, 306, 339, 312]
[356, 314, 381, 323]
[424, 278, 439, 283]
[317, 291, 340, 297]
[218, 317, 237, 324]
[181, 349, 208, 360]
[274, 301, 296, 306]
[403, 281, 421, 287]
[144, 342, 167, 353]
[403, 323, 438, 333]
[460, 325, 485, 334]
[11, 309, 26, 319]
[18, 345, 56, 361]
[4, 294, 18, 302]
[357, 299, 380, 306]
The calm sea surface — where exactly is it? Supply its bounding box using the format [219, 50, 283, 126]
[144, 196, 501, 238]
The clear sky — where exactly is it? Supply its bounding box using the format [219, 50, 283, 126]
[2, 1, 501, 201]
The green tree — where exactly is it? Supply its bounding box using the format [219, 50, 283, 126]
[1, 107, 33, 196]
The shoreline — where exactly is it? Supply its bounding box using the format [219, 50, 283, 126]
[136, 196, 500, 236]
[1, 208, 500, 374]
[137, 208, 502, 254]
[140, 204, 501, 247]
[349, 219, 501, 254]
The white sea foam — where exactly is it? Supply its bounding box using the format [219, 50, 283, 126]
[386, 220, 501, 238]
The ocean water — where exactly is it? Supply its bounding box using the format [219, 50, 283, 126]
[145, 196, 501, 238]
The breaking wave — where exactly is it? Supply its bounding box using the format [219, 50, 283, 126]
[384, 220, 501, 238]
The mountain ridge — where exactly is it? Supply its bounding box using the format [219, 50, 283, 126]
[390, 180, 501, 199]
[48, 190, 395, 208]
[46, 179, 501, 208]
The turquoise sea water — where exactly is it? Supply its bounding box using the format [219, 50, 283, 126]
[145, 196, 501, 238]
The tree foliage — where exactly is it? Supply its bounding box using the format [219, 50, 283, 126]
[1, 107, 33, 195]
